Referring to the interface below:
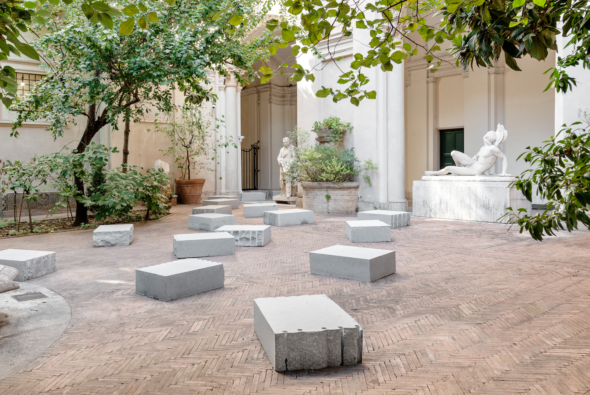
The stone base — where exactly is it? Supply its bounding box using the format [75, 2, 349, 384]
[243, 203, 278, 218]
[173, 233, 235, 258]
[413, 176, 532, 223]
[241, 192, 266, 202]
[254, 294, 363, 371]
[208, 195, 240, 200]
[136, 259, 224, 302]
[309, 245, 396, 282]
[345, 220, 391, 243]
[192, 206, 232, 215]
[272, 195, 297, 204]
[0, 249, 56, 281]
[357, 210, 410, 229]
[301, 182, 360, 214]
[203, 199, 239, 209]
[188, 214, 236, 231]
[93, 224, 134, 247]
[215, 225, 271, 247]
[263, 209, 314, 226]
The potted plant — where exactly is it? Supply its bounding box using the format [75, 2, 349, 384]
[312, 116, 352, 145]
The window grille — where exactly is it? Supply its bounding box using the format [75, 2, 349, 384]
[16, 73, 43, 99]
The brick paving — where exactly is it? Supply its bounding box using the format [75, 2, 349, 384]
[0, 204, 590, 394]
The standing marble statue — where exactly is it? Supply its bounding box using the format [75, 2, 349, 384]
[426, 124, 510, 176]
[277, 137, 295, 197]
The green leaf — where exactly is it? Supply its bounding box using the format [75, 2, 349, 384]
[228, 15, 244, 26]
[532, 0, 546, 6]
[164, 0, 174, 5]
[513, 0, 525, 6]
[366, 90, 377, 99]
[350, 97, 359, 106]
[147, 12, 158, 22]
[282, 29, 295, 41]
[122, 4, 139, 16]
[137, 16, 148, 30]
[14, 41, 39, 61]
[316, 88, 330, 98]
[48, 0, 58, 5]
[356, 20, 367, 29]
[261, 74, 273, 84]
[99, 12, 113, 29]
[81, 3, 95, 19]
[266, 18, 279, 31]
[24, 2, 37, 9]
[119, 18, 135, 35]
[36, 9, 50, 16]
[2, 97, 12, 108]
[138, 2, 147, 11]
[504, 52, 522, 71]
[91, 1, 111, 12]
[403, 43, 411, 51]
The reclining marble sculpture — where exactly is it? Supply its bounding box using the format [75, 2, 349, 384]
[425, 124, 510, 176]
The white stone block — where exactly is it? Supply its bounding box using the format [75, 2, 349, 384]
[203, 198, 239, 209]
[0, 249, 56, 281]
[345, 220, 391, 243]
[357, 210, 410, 229]
[0, 264, 19, 293]
[309, 245, 395, 282]
[254, 294, 362, 371]
[93, 224, 134, 247]
[208, 195, 240, 200]
[173, 233, 235, 258]
[215, 225, 271, 246]
[188, 214, 236, 231]
[243, 203, 278, 218]
[136, 259, 224, 302]
[412, 175, 532, 223]
[241, 191, 266, 202]
[192, 206, 232, 215]
[263, 209, 313, 226]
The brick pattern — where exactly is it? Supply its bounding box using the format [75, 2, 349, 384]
[0, 205, 589, 394]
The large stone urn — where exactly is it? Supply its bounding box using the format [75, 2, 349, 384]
[301, 182, 359, 214]
[313, 128, 332, 145]
[175, 179, 205, 204]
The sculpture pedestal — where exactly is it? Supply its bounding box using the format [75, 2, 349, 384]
[412, 176, 531, 223]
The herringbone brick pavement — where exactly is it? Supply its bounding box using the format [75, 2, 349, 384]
[1, 205, 590, 395]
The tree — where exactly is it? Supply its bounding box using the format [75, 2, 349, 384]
[11, 0, 277, 225]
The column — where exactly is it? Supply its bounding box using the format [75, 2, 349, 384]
[488, 63, 504, 174]
[237, 85, 243, 192]
[224, 74, 239, 193]
[216, 72, 226, 194]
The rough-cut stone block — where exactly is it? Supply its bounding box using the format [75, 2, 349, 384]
[192, 206, 232, 215]
[215, 225, 271, 247]
[208, 195, 239, 201]
[254, 294, 362, 371]
[357, 210, 410, 229]
[243, 203, 278, 218]
[93, 224, 134, 247]
[345, 220, 391, 243]
[0, 264, 20, 293]
[241, 191, 266, 202]
[173, 233, 235, 258]
[272, 195, 297, 204]
[136, 259, 224, 302]
[203, 198, 239, 209]
[309, 245, 395, 282]
[263, 209, 313, 226]
[188, 214, 236, 231]
[0, 249, 56, 281]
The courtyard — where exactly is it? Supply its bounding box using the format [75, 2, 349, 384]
[1, 204, 589, 394]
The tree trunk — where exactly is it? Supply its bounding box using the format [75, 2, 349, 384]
[73, 174, 89, 226]
[27, 194, 33, 231]
[122, 116, 130, 172]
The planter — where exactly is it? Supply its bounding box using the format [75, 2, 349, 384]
[176, 179, 205, 204]
[301, 182, 359, 214]
[313, 127, 332, 145]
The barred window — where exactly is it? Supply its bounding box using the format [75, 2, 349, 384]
[16, 73, 43, 99]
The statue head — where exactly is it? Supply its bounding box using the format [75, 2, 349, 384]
[483, 124, 508, 147]
[483, 131, 497, 146]
[283, 137, 291, 148]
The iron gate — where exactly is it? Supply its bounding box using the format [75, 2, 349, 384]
[241, 141, 259, 190]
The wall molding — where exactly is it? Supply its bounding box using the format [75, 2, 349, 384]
[241, 84, 297, 106]
[316, 32, 354, 60]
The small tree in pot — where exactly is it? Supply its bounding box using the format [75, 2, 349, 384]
[312, 116, 352, 145]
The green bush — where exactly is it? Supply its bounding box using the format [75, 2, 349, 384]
[312, 116, 352, 144]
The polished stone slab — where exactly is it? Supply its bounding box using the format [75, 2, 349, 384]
[243, 203, 279, 218]
[173, 233, 235, 258]
[93, 224, 134, 247]
[215, 225, 271, 246]
[345, 220, 391, 243]
[241, 191, 266, 202]
[263, 209, 313, 226]
[0, 249, 56, 281]
[188, 214, 236, 231]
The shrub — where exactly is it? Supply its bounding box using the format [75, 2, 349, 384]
[312, 116, 352, 144]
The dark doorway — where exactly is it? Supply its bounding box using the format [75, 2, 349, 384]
[440, 129, 464, 168]
[241, 141, 259, 190]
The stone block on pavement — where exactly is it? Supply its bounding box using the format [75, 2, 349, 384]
[263, 209, 313, 226]
[136, 259, 224, 302]
[173, 233, 235, 258]
[345, 220, 391, 243]
[192, 206, 232, 215]
[0, 249, 56, 281]
[254, 294, 363, 371]
[203, 198, 239, 209]
[215, 225, 271, 246]
[357, 210, 410, 229]
[207, 195, 240, 201]
[188, 214, 236, 231]
[309, 245, 395, 282]
[243, 203, 278, 218]
[93, 224, 134, 247]
[241, 191, 266, 202]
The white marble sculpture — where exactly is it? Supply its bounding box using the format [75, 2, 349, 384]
[277, 137, 295, 197]
[154, 159, 170, 174]
[425, 124, 510, 176]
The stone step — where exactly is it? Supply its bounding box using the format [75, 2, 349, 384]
[357, 210, 411, 229]
[188, 214, 236, 231]
[254, 294, 362, 371]
[192, 206, 232, 215]
[345, 220, 391, 243]
[0, 249, 56, 281]
[263, 209, 313, 226]
[241, 191, 266, 202]
[215, 225, 271, 247]
[309, 245, 396, 282]
[136, 259, 224, 302]
[93, 224, 134, 247]
[203, 198, 239, 209]
[243, 203, 278, 218]
[173, 233, 235, 258]
[208, 195, 240, 200]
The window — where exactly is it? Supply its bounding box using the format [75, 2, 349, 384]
[440, 129, 464, 169]
[16, 73, 43, 99]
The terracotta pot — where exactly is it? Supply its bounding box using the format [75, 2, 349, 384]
[176, 179, 205, 204]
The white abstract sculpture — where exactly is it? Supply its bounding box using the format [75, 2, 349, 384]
[277, 137, 295, 197]
[154, 159, 170, 174]
[426, 124, 510, 176]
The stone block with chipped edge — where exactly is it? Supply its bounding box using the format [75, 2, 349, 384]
[254, 294, 362, 371]
[192, 206, 232, 215]
[241, 191, 266, 202]
[203, 198, 239, 209]
[243, 203, 279, 218]
[93, 224, 134, 247]
[309, 245, 395, 282]
[357, 210, 411, 229]
[345, 220, 391, 243]
[0, 249, 56, 281]
[263, 209, 313, 226]
[0, 264, 20, 293]
[207, 195, 240, 201]
[136, 259, 224, 302]
[188, 214, 236, 231]
[215, 225, 271, 247]
[173, 233, 235, 258]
